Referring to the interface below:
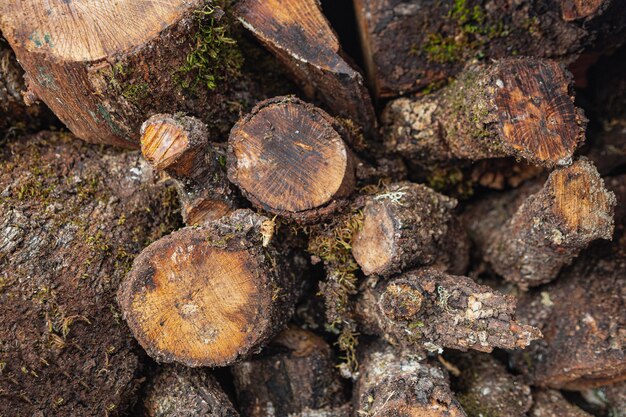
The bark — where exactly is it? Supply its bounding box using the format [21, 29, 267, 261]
[228, 96, 356, 222]
[234, 0, 376, 137]
[382, 57, 586, 168]
[354, 0, 625, 98]
[582, 381, 626, 417]
[0, 132, 180, 416]
[351, 182, 469, 277]
[529, 390, 592, 417]
[464, 158, 615, 289]
[143, 365, 239, 417]
[140, 114, 237, 225]
[354, 341, 467, 417]
[231, 327, 345, 417]
[510, 247, 626, 389]
[356, 268, 541, 353]
[0, 1, 292, 147]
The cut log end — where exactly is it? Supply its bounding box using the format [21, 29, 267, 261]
[559, 0, 606, 21]
[228, 96, 355, 218]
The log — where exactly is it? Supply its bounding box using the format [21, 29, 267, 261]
[0, 1, 274, 147]
[231, 327, 345, 417]
[582, 381, 626, 417]
[143, 366, 239, 417]
[354, 341, 467, 417]
[234, 0, 376, 137]
[354, 0, 625, 98]
[510, 246, 626, 389]
[356, 268, 541, 353]
[351, 182, 469, 277]
[382, 57, 586, 168]
[118, 209, 301, 367]
[0, 132, 180, 417]
[529, 390, 592, 417]
[228, 96, 356, 222]
[140, 114, 236, 225]
[464, 158, 615, 289]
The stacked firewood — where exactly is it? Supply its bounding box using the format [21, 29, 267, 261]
[0, 1, 624, 416]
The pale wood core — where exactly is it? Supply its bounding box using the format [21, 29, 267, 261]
[352, 203, 394, 275]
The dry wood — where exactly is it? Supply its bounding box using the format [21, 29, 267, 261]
[118, 209, 300, 367]
[234, 0, 376, 136]
[141, 114, 236, 225]
[464, 158, 615, 289]
[356, 268, 541, 353]
[231, 327, 345, 417]
[529, 390, 592, 417]
[228, 96, 356, 222]
[382, 57, 586, 168]
[351, 182, 469, 277]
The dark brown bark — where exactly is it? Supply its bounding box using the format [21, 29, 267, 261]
[228, 96, 356, 222]
[354, 0, 625, 98]
[0, 132, 180, 417]
[143, 366, 239, 417]
[118, 209, 301, 367]
[351, 182, 469, 277]
[356, 268, 541, 353]
[529, 390, 592, 417]
[234, 0, 376, 137]
[140, 114, 237, 225]
[231, 327, 345, 417]
[382, 57, 586, 168]
[354, 341, 467, 416]
[464, 158, 615, 289]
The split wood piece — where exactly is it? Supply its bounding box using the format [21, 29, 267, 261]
[141, 114, 236, 225]
[231, 327, 345, 417]
[234, 0, 376, 137]
[354, 341, 466, 417]
[144, 366, 239, 417]
[0, 132, 180, 417]
[0, 1, 246, 147]
[382, 57, 586, 168]
[351, 182, 469, 277]
[118, 209, 300, 367]
[510, 249, 626, 390]
[228, 96, 356, 222]
[356, 268, 542, 353]
[582, 382, 626, 417]
[354, 0, 625, 98]
[452, 353, 532, 417]
[529, 390, 592, 417]
[464, 158, 615, 289]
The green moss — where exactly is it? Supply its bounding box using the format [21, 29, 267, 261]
[457, 392, 498, 417]
[122, 82, 148, 102]
[427, 166, 474, 198]
[422, 34, 463, 64]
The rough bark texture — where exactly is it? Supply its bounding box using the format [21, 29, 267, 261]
[231, 327, 345, 417]
[141, 114, 237, 225]
[382, 57, 586, 168]
[354, 0, 626, 98]
[351, 182, 469, 277]
[464, 158, 615, 289]
[356, 268, 541, 353]
[0, 1, 293, 147]
[529, 390, 592, 417]
[354, 341, 467, 417]
[510, 246, 626, 389]
[234, 0, 376, 137]
[143, 366, 239, 417]
[582, 381, 626, 417]
[228, 96, 356, 222]
[0, 132, 180, 417]
[118, 209, 302, 367]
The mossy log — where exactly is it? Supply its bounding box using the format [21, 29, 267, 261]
[351, 182, 469, 277]
[464, 158, 615, 289]
[231, 327, 345, 417]
[118, 209, 301, 367]
[354, 0, 625, 98]
[529, 390, 592, 417]
[510, 246, 626, 390]
[234, 0, 376, 137]
[0, 0, 281, 147]
[354, 341, 467, 417]
[143, 365, 239, 417]
[0, 132, 180, 417]
[140, 113, 237, 225]
[356, 268, 541, 353]
[228, 96, 356, 222]
[382, 57, 586, 168]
